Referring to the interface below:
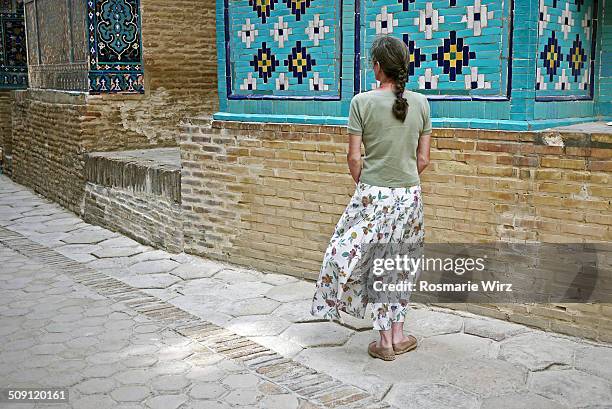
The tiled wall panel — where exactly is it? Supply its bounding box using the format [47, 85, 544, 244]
[0, 0, 27, 89]
[361, 0, 512, 99]
[535, 0, 597, 100]
[216, 0, 609, 127]
[226, 0, 342, 99]
[87, 0, 145, 94]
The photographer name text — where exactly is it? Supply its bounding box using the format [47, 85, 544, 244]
[373, 280, 513, 292]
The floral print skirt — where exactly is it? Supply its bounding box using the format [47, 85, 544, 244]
[310, 182, 424, 331]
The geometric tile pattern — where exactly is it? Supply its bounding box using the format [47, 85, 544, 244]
[362, 0, 511, 98]
[0, 0, 27, 89]
[536, 0, 596, 99]
[87, 0, 145, 94]
[227, 0, 340, 99]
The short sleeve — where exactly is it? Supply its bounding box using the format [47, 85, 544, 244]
[347, 96, 363, 135]
[421, 97, 432, 135]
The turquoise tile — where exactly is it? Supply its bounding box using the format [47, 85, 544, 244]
[214, 0, 605, 130]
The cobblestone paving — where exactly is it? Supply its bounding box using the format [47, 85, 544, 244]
[1, 174, 612, 408]
[0, 244, 323, 409]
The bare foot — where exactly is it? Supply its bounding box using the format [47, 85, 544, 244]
[378, 339, 393, 349]
[392, 333, 413, 345]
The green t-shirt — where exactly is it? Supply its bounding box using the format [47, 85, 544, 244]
[347, 89, 432, 188]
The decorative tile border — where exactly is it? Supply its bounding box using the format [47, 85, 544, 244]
[0, 225, 393, 409]
[0, 0, 27, 89]
[87, 0, 145, 94]
[211, 111, 609, 130]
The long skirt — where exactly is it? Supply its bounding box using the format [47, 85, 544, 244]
[310, 181, 424, 331]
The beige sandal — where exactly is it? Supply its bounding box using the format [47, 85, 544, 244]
[368, 341, 395, 361]
[393, 335, 418, 355]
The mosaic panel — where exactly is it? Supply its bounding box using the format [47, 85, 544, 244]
[87, 0, 144, 94]
[361, 0, 512, 98]
[536, 0, 597, 99]
[0, 0, 27, 89]
[226, 0, 342, 99]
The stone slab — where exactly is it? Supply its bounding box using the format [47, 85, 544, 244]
[480, 392, 566, 409]
[218, 297, 280, 317]
[385, 382, 479, 409]
[444, 358, 527, 398]
[418, 333, 494, 361]
[364, 348, 447, 384]
[145, 394, 188, 409]
[170, 262, 224, 280]
[260, 273, 299, 286]
[259, 394, 300, 409]
[227, 315, 291, 337]
[214, 269, 264, 283]
[575, 345, 612, 383]
[265, 282, 314, 303]
[404, 308, 464, 338]
[93, 247, 143, 258]
[62, 229, 117, 245]
[464, 317, 530, 341]
[281, 322, 353, 348]
[216, 281, 274, 300]
[528, 369, 612, 408]
[499, 333, 577, 371]
[188, 382, 226, 399]
[272, 300, 325, 323]
[129, 260, 181, 275]
[121, 274, 182, 289]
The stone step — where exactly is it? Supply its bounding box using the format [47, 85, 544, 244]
[82, 147, 183, 253]
[85, 147, 181, 203]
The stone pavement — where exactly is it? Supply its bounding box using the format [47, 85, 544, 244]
[0, 244, 311, 409]
[1, 174, 612, 409]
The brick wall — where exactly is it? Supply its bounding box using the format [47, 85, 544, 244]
[0, 91, 13, 174]
[11, 90, 88, 213]
[11, 89, 185, 248]
[140, 0, 218, 117]
[83, 184, 183, 253]
[421, 129, 611, 243]
[180, 119, 612, 342]
[11, 0, 218, 211]
[81, 0, 219, 148]
[180, 119, 354, 275]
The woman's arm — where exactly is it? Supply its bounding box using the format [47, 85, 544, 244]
[417, 97, 432, 175]
[347, 133, 363, 184]
[416, 131, 431, 175]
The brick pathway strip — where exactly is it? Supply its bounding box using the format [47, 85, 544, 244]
[0, 226, 392, 409]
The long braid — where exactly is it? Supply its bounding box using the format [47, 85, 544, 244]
[371, 35, 411, 121]
[392, 65, 409, 121]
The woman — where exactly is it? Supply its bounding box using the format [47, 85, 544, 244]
[311, 35, 432, 361]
